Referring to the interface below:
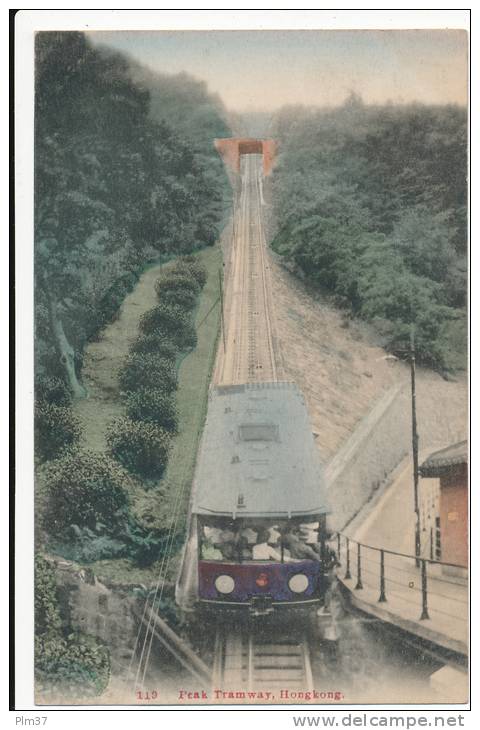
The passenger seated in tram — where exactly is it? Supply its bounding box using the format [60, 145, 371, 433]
[282, 525, 319, 561]
[236, 535, 253, 561]
[200, 520, 323, 562]
[252, 529, 283, 561]
[238, 525, 257, 545]
[201, 538, 223, 560]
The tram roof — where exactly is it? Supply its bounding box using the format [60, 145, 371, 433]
[191, 382, 328, 519]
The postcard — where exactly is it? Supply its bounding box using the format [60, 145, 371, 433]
[14, 10, 470, 713]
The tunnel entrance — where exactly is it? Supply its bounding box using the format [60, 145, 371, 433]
[214, 137, 277, 176]
[238, 139, 264, 156]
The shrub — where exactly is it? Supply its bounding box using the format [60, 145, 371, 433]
[125, 388, 178, 432]
[35, 374, 72, 406]
[139, 304, 197, 349]
[98, 272, 139, 325]
[106, 417, 171, 478]
[35, 402, 81, 462]
[175, 256, 208, 287]
[156, 285, 198, 309]
[129, 333, 179, 361]
[155, 271, 200, 295]
[139, 301, 188, 333]
[35, 555, 110, 698]
[42, 450, 132, 535]
[154, 274, 200, 308]
[124, 521, 184, 568]
[118, 353, 177, 393]
[49, 527, 127, 563]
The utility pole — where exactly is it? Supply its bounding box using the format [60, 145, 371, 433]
[232, 194, 236, 247]
[218, 269, 226, 353]
[410, 326, 421, 566]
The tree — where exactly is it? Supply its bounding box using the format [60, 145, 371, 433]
[35, 32, 229, 398]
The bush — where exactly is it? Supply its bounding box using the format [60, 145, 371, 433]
[42, 450, 132, 535]
[49, 527, 127, 563]
[129, 333, 179, 361]
[125, 388, 178, 432]
[35, 402, 81, 462]
[139, 301, 188, 333]
[155, 271, 200, 295]
[118, 353, 177, 393]
[106, 417, 171, 478]
[154, 273, 200, 308]
[139, 304, 197, 349]
[175, 256, 208, 287]
[35, 374, 72, 406]
[35, 555, 110, 698]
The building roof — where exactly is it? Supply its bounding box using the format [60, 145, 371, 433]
[419, 440, 468, 478]
[191, 382, 329, 519]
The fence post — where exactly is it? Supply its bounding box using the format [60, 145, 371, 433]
[337, 533, 341, 563]
[345, 538, 352, 580]
[355, 543, 363, 590]
[420, 559, 429, 620]
[377, 549, 386, 602]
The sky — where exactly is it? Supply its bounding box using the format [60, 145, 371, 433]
[87, 29, 468, 112]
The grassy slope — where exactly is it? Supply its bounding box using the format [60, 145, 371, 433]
[89, 245, 222, 586]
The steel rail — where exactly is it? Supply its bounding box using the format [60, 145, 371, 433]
[213, 627, 314, 692]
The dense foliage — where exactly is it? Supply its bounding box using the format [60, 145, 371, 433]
[111, 257, 206, 479]
[270, 97, 467, 371]
[125, 389, 179, 432]
[42, 450, 132, 535]
[35, 31, 230, 401]
[37, 256, 208, 567]
[129, 333, 179, 360]
[154, 273, 200, 308]
[35, 555, 110, 698]
[118, 353, 178, 394]
[139, 302, 198, 349]
[106, 417, 172, 478]
[35, 401, 81, 462]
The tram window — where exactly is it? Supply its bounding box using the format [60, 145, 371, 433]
[199, 519, 321, 563]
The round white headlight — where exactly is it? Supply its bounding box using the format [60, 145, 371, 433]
[215, 574, 235, 594]
[288, 573, 309, 593]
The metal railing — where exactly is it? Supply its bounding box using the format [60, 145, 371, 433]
[334, 533, 468, 624]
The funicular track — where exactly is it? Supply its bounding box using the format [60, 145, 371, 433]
[218, 154, 279, 385]
[211, 154, 314, 694]
[213, 627, 314, 693]
[130, 152, 313, 695]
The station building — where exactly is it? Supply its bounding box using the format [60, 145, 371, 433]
[419, 440, 468, 571]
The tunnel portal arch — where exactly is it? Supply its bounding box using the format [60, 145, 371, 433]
[214, 137, 276, 176]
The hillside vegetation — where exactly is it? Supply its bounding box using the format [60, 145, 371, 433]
[269, 97, 467, 372]
[35, 31, 231, 407]
[34, 33, 230, 695]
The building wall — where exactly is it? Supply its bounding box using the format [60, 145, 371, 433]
[439, 464, 468, 567]
[419, 477, 441, 561]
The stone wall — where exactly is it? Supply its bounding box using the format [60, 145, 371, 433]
[49, 556, 142, 677]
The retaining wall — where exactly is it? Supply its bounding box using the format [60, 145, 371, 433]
[49, 557, 142, 677]
[326, 374, 467, 532]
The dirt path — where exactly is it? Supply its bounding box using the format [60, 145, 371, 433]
[74, 265, 162, 452]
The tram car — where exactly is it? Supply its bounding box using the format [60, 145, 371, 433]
[176, 381, 330, 616]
